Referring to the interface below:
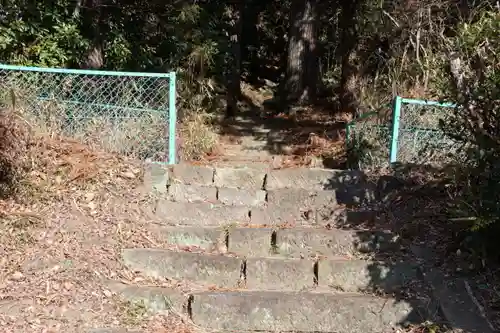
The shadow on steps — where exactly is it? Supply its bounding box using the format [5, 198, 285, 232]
[323, 167, 497, 333]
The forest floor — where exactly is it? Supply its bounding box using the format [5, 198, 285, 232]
[0, 137, 188, 332]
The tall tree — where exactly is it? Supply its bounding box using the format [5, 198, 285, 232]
[80, 0, 106, 69]
[241, 0, 264, 84]
[280, 0, 320, 111]
[338, 0, 362, 120]
[225, 1, 244, 118]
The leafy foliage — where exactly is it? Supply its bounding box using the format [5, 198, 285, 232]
[439, 10, 500, 252]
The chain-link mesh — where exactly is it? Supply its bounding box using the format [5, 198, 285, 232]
[0, 68, 173, 160]
[397, 102, 463, 164]
[346, 114, 391, 169]
[346, 99, 466, 169]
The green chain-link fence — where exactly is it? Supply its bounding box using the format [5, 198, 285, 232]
[0, 64, 177, 163]
[391, 97, 460, 165]
[346, 110, 391, 169]
[346, 97, 461, 168]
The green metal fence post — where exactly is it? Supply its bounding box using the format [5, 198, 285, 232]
[389, 96, 402, 164]
[168, 71, 177, 164]
[345, 124, 351, 147]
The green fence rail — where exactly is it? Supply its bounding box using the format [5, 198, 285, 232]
[346, 96, 459, 168]
[0, 64, 177, 164]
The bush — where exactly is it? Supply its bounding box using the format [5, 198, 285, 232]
[439, 10, 500, 256]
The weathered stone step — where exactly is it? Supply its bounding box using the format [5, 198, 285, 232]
[122, 248, 243, 288]
[218, 187, 267, 206]
[166, 184, 373, 208]
[150, 225, 227, 251]
[104, 281, 187, 313]
[122, 248, 416, 292]
[265, 168, 370, 199]
[167, 183, 267, 206]
[144, 163, 372, 195]
[150, 226, 399, 258]
[190, 291, 420, 333]
[317, 259, 418, 292]
[154, 201, 250, 225]
[154, 200, 379, 226]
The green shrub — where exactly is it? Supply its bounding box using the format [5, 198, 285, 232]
[440, 10, 500, 248]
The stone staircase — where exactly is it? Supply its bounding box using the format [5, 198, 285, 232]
[93, 164, 431, 333]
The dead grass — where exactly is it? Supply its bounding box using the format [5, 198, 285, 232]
[178, 112, 219, 161]
[0, 108, 32, 198]
[0, 108, 199, 332]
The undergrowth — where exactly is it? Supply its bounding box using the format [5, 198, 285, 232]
[178, 112, 219, 161]
[0, 107, 32, 198]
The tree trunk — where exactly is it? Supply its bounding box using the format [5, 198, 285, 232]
[280, 0, 320, 110]
[241, 0, 262, 84]
[339, 0, 361, 120]
[225, 1, 243, 119]
[81, 0, 105, 69]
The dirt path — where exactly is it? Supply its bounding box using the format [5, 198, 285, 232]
[193, 83, 347, 169]
[209, 107, 346, 170]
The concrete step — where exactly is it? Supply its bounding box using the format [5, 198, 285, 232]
[149, 225, 399, 258]
[190, 291, 422, 333]
[104, 281, 187, 314]
[210, 160, 272, 170]
[166, 184, 368, 209]
[97, 284, 425, 332]
[167, 182, 267, 206]
[122, 248, 416, 292]
[144, 164, 374, 199]
[154, 200, 378, 226]
[122, 248, 243, 288]
[162, 181, 376, 210]
[154, 201, 250, 226]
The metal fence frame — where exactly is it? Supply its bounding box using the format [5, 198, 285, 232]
[389, 96, 456, 164]
[0, 64, 178, 164]
[346, 96, 457, 167]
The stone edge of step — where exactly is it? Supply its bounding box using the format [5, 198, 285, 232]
[102, 286, 434, 333]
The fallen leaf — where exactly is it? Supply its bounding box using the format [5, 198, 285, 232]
[10, 271, 24, 281]
[85, 192, 95, 202]
[121, 171, 136, 179]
